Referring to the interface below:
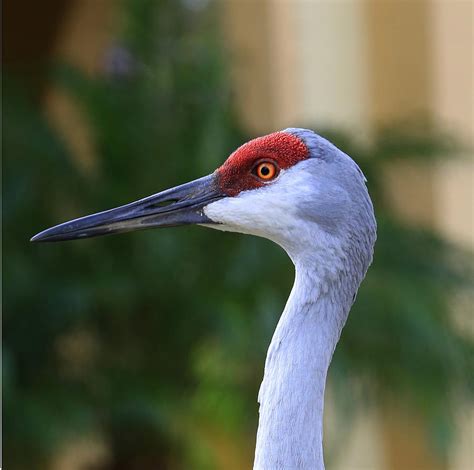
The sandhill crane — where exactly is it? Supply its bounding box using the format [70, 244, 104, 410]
[32, 128, 376, 470]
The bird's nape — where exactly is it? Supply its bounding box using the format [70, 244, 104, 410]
[30, 174, 224, 242]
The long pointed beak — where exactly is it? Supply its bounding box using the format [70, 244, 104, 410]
[31, 174, 223, 243]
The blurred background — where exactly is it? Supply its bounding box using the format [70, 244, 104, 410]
[3, 0, 473, 469]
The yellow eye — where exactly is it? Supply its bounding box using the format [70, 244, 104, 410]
[254, 161, 278, 180]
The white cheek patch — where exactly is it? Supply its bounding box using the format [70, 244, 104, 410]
[203, 194, 266, 234]
[202, 168, 305, 240]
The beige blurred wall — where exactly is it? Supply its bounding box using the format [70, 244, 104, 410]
[431, 0, 473, 249]
[221, 0, 370, 137]
[220, 1, 473, 469]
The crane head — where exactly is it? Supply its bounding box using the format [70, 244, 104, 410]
[31, 128, 375, 266]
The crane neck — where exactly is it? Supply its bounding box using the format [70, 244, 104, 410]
[253, 260, 355, 470]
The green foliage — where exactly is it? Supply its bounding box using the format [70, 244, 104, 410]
[4, 0, 473, 469]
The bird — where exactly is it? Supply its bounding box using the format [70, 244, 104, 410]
[32, 128, 376, 470]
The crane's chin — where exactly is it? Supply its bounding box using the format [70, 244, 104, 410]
[199, 221, 241, 234]
[31, 174, 224, 243]
[202, 199, 249, 235]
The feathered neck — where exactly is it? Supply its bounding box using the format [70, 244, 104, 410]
[253, 259, 355, 470]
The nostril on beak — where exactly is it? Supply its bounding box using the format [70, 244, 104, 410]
[146, 199, 179, 209]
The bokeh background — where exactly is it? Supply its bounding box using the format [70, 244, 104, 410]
[3, 1, 473, 469]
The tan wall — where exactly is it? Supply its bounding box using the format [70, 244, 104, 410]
[366, 0, 433, 123]
[431, 0, 473, 249]
[220, 0, 275, 133]
[220, 0, 370, 136]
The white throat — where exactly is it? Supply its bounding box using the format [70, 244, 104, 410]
[253, 260, 354, 470]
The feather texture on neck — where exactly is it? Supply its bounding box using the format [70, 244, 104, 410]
[254, 258, 357, 470]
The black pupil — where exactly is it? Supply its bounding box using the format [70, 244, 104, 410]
[260, 165, 270, 176]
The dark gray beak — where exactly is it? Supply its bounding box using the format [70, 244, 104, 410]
[31, 174, 223, 243]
